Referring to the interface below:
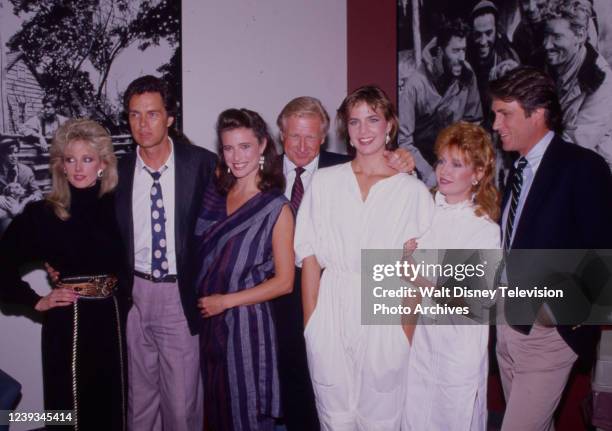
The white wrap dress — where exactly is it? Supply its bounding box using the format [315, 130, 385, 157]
[294, 162, 434, 430]
[403, 192, 500, 431]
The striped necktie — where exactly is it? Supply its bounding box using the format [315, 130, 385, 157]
[503, 157, 528, 252]
[290, 167, 305, 214]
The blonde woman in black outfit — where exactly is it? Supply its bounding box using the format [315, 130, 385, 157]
[0, 119, 127, 430]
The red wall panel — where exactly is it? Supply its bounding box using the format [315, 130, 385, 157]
[347, 0, 397, 105]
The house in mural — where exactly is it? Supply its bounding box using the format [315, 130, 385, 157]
[0, 46, 51, 193]
[1, 52, 45, 135]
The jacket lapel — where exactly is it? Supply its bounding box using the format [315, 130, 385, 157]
[318, 151, 331, 168]
[173, 140, 193, 261]
[512, 137, 562, 248]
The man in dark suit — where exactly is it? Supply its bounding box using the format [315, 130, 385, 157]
[490, 66, 612, 430]
[274, 96, 414, 430]
[115, 76, 216, 431]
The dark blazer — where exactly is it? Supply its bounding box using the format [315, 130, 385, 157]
[114, 136, 217, 335]
[504, 135, 612, 359]
[318, 149, 351, 168]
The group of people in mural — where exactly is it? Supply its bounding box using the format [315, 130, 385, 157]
[1, 0, 612, 430]
[0, 95, 68, 235]
[400, 0, 612, 189]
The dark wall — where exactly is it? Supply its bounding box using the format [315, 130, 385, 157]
[347, 0, 397, 106]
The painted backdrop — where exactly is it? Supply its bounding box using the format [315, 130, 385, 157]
[0, 0, 181, 236]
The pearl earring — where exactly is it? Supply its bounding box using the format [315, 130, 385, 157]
[227, 167, 231, 174]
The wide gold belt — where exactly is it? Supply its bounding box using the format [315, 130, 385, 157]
[57, 274, 118, 298]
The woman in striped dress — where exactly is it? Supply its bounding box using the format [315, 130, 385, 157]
[195, 108, 294, 431]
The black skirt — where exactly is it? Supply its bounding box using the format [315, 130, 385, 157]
[41, 295, 126, 431]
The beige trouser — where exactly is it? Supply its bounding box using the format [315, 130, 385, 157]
[127, 277, 203, 431]
[496, 324, 577, 431]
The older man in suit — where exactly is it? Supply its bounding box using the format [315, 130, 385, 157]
[115, 75, 216, 431]
[490, 66, 612, 431]
[274, 96, 414, 430]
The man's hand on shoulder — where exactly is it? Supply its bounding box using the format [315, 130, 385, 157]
[384, 148, 415, 174]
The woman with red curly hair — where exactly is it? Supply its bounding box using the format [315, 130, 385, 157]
[402, 121, 501, 431]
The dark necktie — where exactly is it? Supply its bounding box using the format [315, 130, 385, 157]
[147, 167, 168, 280]
[290, 167, 305, 214]
[503, 157, 529, 252]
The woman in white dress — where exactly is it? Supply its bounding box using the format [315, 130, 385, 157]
[402, 121, 501, 431]
[294, 86, 434, 430]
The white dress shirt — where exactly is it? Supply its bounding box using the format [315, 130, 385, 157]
[283, 154, 320, 199]
[132, 139, 177, 274]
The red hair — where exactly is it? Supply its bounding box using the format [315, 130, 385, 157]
[435, 122, 500, 221]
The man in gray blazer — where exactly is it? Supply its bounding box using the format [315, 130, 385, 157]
[115, 76, 216, 431]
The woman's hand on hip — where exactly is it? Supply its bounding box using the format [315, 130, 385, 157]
[35, 288, 78, 312]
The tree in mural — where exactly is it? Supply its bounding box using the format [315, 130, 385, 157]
[130, 0, 181, 122]
[6, 0, 179, 131]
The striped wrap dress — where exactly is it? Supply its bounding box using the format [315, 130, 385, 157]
[195, 186, 287, 431]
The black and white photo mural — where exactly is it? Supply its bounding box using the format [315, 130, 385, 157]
[0, 0, 181, 236]
[397, 0, 612, 188]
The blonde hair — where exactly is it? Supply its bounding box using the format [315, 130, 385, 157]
[435, 122, 500, 221]
[47, 118, 118, 220]
[277, 96, 330, 137]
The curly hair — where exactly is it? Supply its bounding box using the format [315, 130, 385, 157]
[215, 108, 284, 194]
[436, 17, 470, 50]
[542, 0, 592, 37]
[435, 122, 500, 221]
[47, 118, 118, 220]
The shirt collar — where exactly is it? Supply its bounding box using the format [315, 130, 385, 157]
[283, 153, 320, 176]
[136, 137, 175, 173]
[520, 131, 554, 173]
[434, 190, 474, 210]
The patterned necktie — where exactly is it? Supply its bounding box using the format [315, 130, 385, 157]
[503, 157, 529, 252]
[290, 167, 306, 214]
[147, 167, 168, 280]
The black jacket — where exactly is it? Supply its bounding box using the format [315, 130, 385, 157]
[504, 136, 612, 360]
[114, 136, 217, 335]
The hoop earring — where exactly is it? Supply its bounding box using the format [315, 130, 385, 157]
[259, 156, 265, 171]
[97, 169, 104, 178]
[472, 179, 479, 186]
